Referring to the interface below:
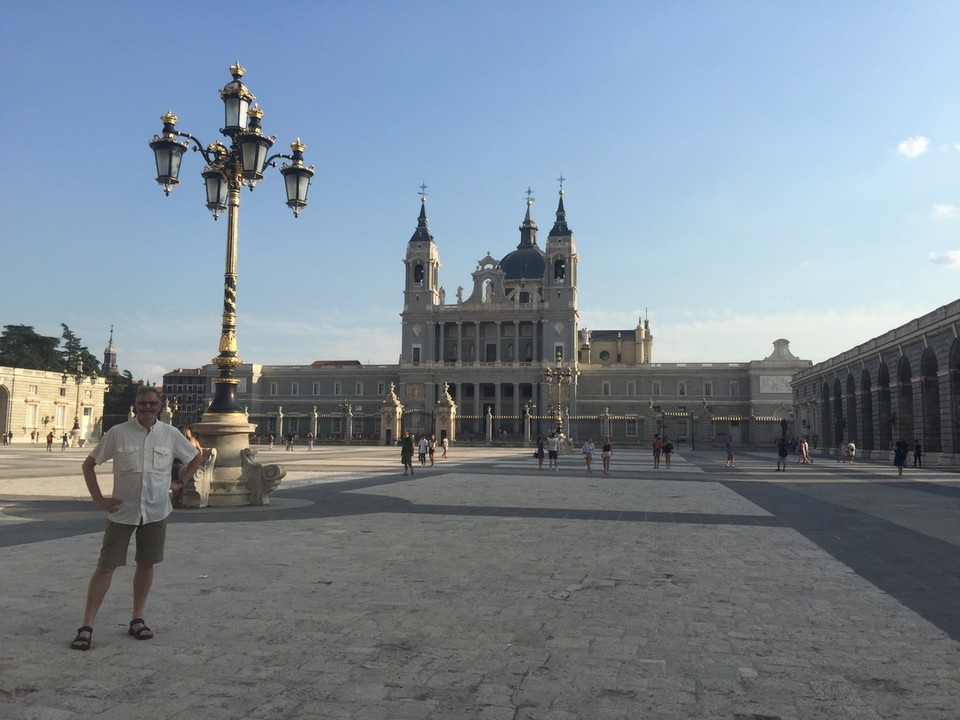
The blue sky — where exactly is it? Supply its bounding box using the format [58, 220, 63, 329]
[2, 1, 958, 383]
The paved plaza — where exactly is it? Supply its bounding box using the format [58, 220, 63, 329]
[1, 443, 958, 719]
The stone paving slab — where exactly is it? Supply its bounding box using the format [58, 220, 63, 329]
[0, 447, 958, 719]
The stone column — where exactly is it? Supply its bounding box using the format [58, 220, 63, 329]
[379, 384, 404, 446]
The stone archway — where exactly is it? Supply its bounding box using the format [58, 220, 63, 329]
[860, 369, 874, 450]
[820, 382, 831, 450]
[920, 348, 942, 453]
[878, 363, 892, 451]
[897, 356, 914, 446]
[845, 374, 858, 449]
[833, 378, 844, 449]
[950, 339, 960, 457]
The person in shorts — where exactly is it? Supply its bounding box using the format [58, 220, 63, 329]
[70, 386, 201, 651]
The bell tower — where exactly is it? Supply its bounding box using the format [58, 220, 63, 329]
[401, 186, 441, 366]
[543, 178, 579, 362]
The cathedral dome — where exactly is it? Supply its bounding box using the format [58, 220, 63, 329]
[499, 246, 545, 280]
[500, 196, 544, 280]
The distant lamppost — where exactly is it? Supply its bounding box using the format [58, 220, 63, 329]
[61, 357, 86, 443]
[149, 63, 314, 416]
[544, 353, 577, 436]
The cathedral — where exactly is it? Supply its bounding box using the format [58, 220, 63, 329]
[165, 187, 808, 448]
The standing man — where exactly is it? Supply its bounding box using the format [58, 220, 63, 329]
[776, 436, 789, 472]
[70, 386, 202, 651]
[547, 432, 560, 470]
[400, 430, 415, 475]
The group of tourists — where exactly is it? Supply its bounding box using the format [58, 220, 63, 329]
[399, 432, 448, 475]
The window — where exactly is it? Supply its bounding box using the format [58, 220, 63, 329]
[291, 382, 299, 396]
[289, 418, 299, 432]
[333, 382, 342, 396]
[652, 381, 661, 396]
[413, 263, 424, 284]
[626, 419, 637, 436]
[553, 258, 566, 281]
[269, 382, 278, 396]
[355, 382, 363, 396]
[312, 382, 320, 396]
[626, 381, 636, 397]
[377, 382, 385, 396]
[412, 346, 421, 365]
[29, 385, 38, 395]
[554, 344, 564, 362]
[678, 382, 687, 396]
[599, 350, 610, 362]
[56, 405, 66, 427]
[59, 387, 66, 397]
[268, 418, 277, 432]
[729, 381, 740, 396]
[601, 382, 611, 396]
[704, 382, 713, 397]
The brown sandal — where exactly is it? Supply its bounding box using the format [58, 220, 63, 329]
[128, 618, 153, 640]
[71, 626, 93, 651]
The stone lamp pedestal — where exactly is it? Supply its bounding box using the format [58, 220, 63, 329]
[192, 412, 284, 507]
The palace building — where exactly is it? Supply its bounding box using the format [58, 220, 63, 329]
[170, 187, 811, 449]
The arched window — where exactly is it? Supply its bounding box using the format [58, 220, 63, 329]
[413, 263, 425, 284]
[554, 258, 566, 281]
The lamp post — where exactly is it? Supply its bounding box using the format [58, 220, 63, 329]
[150, 63, 314, 415]
[62, 357, 86, 446]
[544, 353, 577, 437]
[149, 63, 313, 506]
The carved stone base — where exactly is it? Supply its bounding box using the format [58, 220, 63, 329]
[181, 448, 218, 508]
[192, 413, 283, 507]
[240, 448, 286, 505]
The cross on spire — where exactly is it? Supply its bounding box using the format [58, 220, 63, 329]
[524, 186, 535, 205]
[418, 183, 428, 202]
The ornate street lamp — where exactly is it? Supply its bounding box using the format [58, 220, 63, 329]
[149, 63, 315, 416]
[544, 352, 577, 436]
[62, 357, 86, 443]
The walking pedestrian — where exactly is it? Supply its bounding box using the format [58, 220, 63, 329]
[535, 436, 545, 470]
[46, 431, 54, 451]
[913, 440, 922, 468]
[600, 437, 612, 475]
[652, 434, 662, 469]
[581, 438, 596, 475]
[662, 436, 674, 468]
[894, 439, 909, 476]
[725, 437, 736, 468]
[428, 434, 436, 466]
[418, 435, 428, 466]
[441, 436, 449, 458]
[776, 437, 789, 471]
[69, 387, 202, 651]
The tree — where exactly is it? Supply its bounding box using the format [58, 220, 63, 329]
[0, 325, 62, 371]
[60, 324, 101, 376]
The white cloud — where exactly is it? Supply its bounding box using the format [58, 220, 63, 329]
[932, 203, 959, 219]
[897, 135, 929, 158]
[929, 250, 960, 266]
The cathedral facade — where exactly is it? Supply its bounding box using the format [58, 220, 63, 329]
[169, 189, 809, 448]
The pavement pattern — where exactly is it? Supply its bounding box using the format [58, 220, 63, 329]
[0, 443, 958, 719]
